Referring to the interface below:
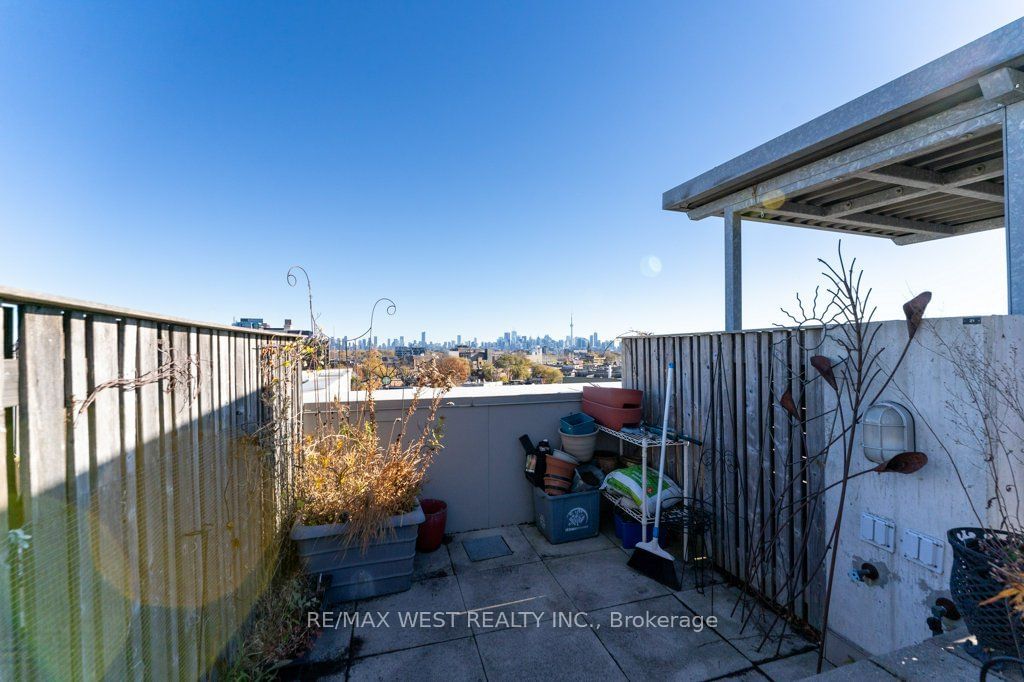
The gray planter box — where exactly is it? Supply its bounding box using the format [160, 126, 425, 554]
[290, 501, 425, 603]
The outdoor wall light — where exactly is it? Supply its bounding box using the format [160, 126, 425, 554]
[862, 401, 915, 464]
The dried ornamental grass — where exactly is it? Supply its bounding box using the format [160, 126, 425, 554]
[981, 555, 1024, 613]
[294, 357, 455, 551]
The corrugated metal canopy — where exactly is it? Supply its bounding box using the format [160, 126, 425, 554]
[664, 18, 1024, 245]
[737, 129, 1005, 244]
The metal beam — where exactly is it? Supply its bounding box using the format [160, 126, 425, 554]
[686, 99, 1002, 220]
[752, 201, 957, 236]
[826, 185, 926, 217]
[893, 217, 1004, 245]
[980, 67, 1024, 106]
[1006, 100, 1024, 314]
[724, 211, 742, 331]
[943, 158, 1004, 184]
[739, 212, 891, 240]
[821, 159, 1003, 218]
[857, 164, 1004, 203]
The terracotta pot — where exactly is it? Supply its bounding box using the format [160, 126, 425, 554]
[581, 398, 643, 431]
[582, 386, 643, 409]
[543, 455, 576, 496]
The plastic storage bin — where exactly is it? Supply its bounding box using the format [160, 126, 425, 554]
[616, 515, 657, 549]
[533, 487, 600, 544]
[560, 412, 597, 435]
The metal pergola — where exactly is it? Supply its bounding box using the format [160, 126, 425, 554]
[664, 18, 1024, 330]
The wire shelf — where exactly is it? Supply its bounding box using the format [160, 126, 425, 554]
[602, 490, 713, 532]
[596, 423, 691, 448]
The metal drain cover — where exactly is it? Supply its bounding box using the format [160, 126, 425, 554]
[462, 535, 512, 562]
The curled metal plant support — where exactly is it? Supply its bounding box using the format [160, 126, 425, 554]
[287, 265, 319, 336]
[347, 297, 398, 345]
[283, 265, 398, 354]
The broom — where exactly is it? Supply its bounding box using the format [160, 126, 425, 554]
[628, 362, 681, 590]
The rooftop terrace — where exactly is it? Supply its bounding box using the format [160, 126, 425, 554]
[4, 16, 1024, 682]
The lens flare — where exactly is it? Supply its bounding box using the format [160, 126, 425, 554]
[641, 255, 662, 277]
[761, 189, 786, 210]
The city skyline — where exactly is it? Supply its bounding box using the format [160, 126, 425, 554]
[235, 315, 619, 352]
[344, 328, 620, 353]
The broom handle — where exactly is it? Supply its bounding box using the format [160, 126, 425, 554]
[682, 441, 690, 560]
[652, 363, 674, 541]
[641, 443, 648, 544]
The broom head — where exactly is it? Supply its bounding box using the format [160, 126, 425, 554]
[628, 537, 681, 590]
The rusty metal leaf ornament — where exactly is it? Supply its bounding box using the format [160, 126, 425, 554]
[779, 389, 798, 419]
[810, 355, 838, 391]
[903, 292, 932, 340]
[874, 451, 928, 474]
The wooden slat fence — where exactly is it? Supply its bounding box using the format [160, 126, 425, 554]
[0, 289, 302, 680]
[622, 329, 827, 632]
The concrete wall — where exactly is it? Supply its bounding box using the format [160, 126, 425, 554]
[821, 315, 1024, 658]
[303, 383, 620, 533]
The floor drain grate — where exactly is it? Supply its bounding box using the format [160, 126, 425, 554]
[462, 535, 512, 562]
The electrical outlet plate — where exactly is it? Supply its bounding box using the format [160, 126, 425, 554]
[860, 512, 895, 552]
[903, 529, 944, 573]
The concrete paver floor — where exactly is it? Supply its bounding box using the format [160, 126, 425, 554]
[303, 517, 835, 681]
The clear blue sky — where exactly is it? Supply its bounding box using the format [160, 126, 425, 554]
[1, 3, 1020, 343]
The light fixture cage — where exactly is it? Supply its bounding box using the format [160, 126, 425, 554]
[862, 401, 915, 464]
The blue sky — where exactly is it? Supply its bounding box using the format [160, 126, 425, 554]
[1, 3, 1020, 343]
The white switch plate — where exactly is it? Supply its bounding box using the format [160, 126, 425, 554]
[903, 529, 944, 573]
[860, 512, 895, 552]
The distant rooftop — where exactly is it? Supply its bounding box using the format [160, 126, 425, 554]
[303, 376, 619, 406]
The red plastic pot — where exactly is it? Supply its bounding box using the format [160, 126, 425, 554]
[416, 499, 448, 552]
[581, 399, 643, 431]
[582, 386, 643, 409]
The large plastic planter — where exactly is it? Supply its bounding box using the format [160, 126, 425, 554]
[581, 398, 643, 431]
[290, 501, 425, 603]
[582, 386, 643, 409]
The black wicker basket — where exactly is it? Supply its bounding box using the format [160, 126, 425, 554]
[948, 527, 1024, 656]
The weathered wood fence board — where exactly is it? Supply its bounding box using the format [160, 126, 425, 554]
[65, 312, 94, 679]
[120, 320, 144, 677]
[0, 290, 302, 681]
[623, 329, 825, 632]
[0, 306, 13, 676]
[20, 306, 74, 680]
[771, 330, 793, 612]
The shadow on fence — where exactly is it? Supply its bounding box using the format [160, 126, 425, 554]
[0, 296, 302, 680]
